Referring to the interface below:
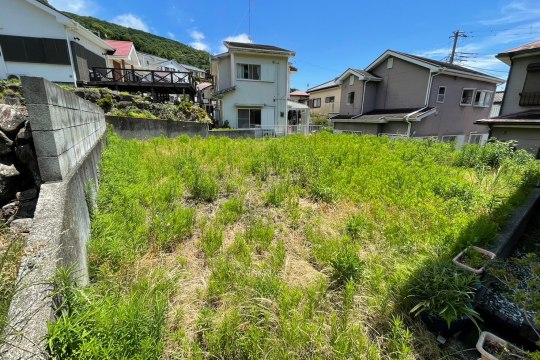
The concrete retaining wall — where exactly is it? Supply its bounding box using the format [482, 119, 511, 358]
[0, 77, 106, 359]
[106, 115, 208, 139]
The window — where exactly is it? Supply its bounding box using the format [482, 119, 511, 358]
[437, 86, 446, 103]
[469, 133, 484, 145]
[0, 35, 70, 65]
[473, 90, 493, 107]
[311, 98, 321, 108]
[325, 96, 335, 103]
[238, 109, 262, 128]
[387, 57, 394, 69]
[237, 63, 261, 80]
[460, 88, 474, 106]
[441, 135, 458, 143]
[349, 76, 355, 85]
[347, 92, 355, 105]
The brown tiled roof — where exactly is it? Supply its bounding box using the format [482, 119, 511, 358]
[290, 90, 309, 97]
[498, 40, 540, 56]
[225, 42, 293, 53]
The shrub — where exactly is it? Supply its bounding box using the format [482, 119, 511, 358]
[96, 93, 114, 113]
[345, 214, 370, 240]
[216, 196, 244, 225]
[265, 182, 288, 207]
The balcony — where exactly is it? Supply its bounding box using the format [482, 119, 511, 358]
[86, 67, 197, 100]
[519, 92, 540, 106]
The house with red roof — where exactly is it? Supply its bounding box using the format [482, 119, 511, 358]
[104, 40, 140, 70]
[476, 40, 540, 157]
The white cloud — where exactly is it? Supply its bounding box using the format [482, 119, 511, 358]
[111, 13, 149, 32]
[189, 30, 210, 51]
[167, 32, 176, 40]
[481, 1, 540, 25]
[219, 33, 252, 52]
[48, 0, 95, 15]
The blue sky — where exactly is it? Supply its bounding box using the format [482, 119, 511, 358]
[50, 0, 540, 90]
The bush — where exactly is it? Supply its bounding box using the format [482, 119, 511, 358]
[152, 206, 195, 251]
[96, 93, 114, 113]
[200, 226, 224, 258]
[455, 139, 534, 169]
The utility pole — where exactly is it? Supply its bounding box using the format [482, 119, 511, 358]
[449, 30, 468, 64]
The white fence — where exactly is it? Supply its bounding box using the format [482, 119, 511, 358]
[235, 125, 324, 138]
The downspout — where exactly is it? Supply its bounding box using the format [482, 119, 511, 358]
[405, 69, 443, 137]
[65, 27, 77, 86]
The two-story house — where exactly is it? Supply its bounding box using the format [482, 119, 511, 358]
[210, 42, 298, 133]
[307, 79, 341, 116]
[332, 50, 504, 146]
[476, 40, 540, 157]
[0, 0, 114, 84]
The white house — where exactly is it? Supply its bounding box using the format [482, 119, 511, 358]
[0, 0, 114, 84]
[139, 51, 206, 78]
[211, 41, 307, 134]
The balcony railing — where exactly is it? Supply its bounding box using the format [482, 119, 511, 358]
[519, 92, 540, 106]
[90, 67, 193, 86]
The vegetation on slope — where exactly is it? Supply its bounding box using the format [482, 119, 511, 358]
[64, 12, 210, 70]
[47, 133, 539, 359]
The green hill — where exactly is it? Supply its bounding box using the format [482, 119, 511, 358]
[64, 12, 210, 70]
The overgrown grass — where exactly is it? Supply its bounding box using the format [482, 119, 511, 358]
[0, 229, 24, 345]
[48, 132, 540, 359]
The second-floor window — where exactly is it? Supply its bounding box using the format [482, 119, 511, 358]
[347, 92, 355, 105]
[460, 89, 474, 106]
[325, 96, 335, 103]
[437, 86, 446, 103]
[473, 90, 493, 107]
[237, 64, 261, 80]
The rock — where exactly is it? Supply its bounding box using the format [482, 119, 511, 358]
[16, 121, 32, 143]
[2, 201, 18, 219]
[119, 93, 134, 102]
[0, 130, 13, 155]
[0, 162, 21, 204]
[0, 104, 26, 136]
[17, 196, 37, 218]
[4, 95, 21, 106]
[116, 101, 133, 109]
[16, 188, 37, 201]
[14, 144, 42, 187]
[10, 218, 32, 233]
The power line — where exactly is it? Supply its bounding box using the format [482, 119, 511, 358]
[449, 30, 469, 64]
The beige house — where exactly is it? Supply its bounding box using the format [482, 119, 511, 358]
[332, 50, 504, 146]
[476, 40, 540, 157]
[307, 79, 341, 115]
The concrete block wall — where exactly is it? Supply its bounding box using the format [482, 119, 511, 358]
[22, 77, 106, 181]
[105, 115, 209, 139]
[0, 78, 106, 359]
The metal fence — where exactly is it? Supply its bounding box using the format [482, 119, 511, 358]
[234, 125, 324, 138]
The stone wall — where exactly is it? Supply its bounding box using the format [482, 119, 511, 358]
[106, 115, 208, 139]
[0, 77, 106, 359]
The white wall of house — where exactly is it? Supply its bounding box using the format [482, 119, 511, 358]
[0, 0, 74, 82]
[219, 53, 289, 129]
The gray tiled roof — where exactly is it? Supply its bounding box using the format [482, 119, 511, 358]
[225, 42, 293, 53]
[307, 79, 339, 93]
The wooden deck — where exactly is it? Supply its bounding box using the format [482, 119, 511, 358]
[86, 67, 197, 100]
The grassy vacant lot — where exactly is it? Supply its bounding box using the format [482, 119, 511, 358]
[48, 132, 539, 359]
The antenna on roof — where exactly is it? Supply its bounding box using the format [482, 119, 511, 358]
[248, 0, 252, 42]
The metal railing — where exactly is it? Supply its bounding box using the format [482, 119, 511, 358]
[90, 67, 193, 86]
[234, 125, 324, 138]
